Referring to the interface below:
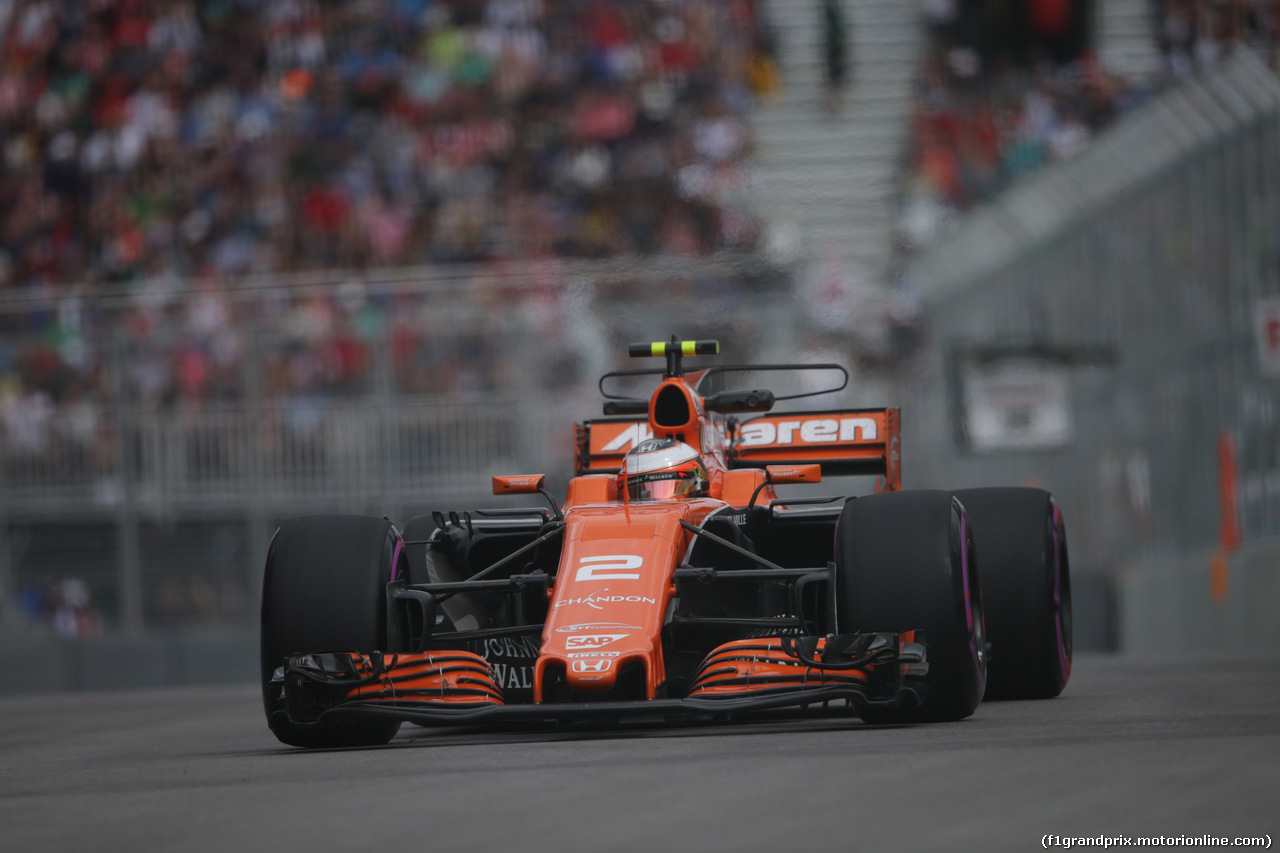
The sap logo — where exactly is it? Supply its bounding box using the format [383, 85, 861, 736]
[602, 423, 653, 452]
[565, 634, 628, 650]
[575, 555, 642, 582]
[554, 590, 658, 610]
[572, 660, 613, 674]
[738, 417, 878, 447]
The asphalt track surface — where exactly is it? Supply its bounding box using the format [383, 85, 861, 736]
[2, 654, 1277, 853]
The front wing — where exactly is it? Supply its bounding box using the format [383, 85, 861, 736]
[270, 632, 928, 731]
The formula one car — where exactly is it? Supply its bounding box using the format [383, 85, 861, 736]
[261, 338, 1072, 747]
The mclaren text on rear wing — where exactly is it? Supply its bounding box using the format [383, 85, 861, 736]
[576, 417, 653, 475]
[576, 409, 901, 490]
[730, 409, 900, 488]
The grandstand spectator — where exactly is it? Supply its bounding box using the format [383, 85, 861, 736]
[897, 1, 1153, 250]
[0, 0, 769, 435]
[900, 0, 1278, 252]
[1154, 0, 1279, 78]
[1, 0, 763, 296]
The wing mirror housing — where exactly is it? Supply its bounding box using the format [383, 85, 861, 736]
[704, 389, 776, 414]
[492, 475, 547, 495]
[764, 464, 822, 484]
[602, 398, 649, 416]
[493, 475, 563, 521]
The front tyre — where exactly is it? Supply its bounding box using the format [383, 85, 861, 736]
[835, 490, 986, 723]
[954, 488, 1071, 700]
[260, 514, 405, 748]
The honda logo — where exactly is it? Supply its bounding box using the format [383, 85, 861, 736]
[571, 659, 613, 674]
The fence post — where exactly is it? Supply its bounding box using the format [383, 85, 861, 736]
[109, 335, 144, 634]
[243, 327, 271, 604]
[0, 497, 9, 626]
[374, 316, 399, 521]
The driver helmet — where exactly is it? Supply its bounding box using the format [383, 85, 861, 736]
[619, 438, 709, 501]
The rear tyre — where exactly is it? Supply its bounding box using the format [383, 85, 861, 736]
[260, 514, 405, 748]
[835, 490, 986, 723]
[954, 488, 1071, 700]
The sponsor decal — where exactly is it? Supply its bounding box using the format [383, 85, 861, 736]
[556, 623, 642, 633]
[575, 554, 643, 581]
[601, 423, 654, 453]
[472, 636, 540, 695]
[564, 633, 628, 650]
[739, 417, 878, 447]
[479, 636, 541, 659]
[501, 476, 542, 488]
[489, 663, 535, 690]
[567, 651, 622, 658]
[554, 590, 657, 610]
[571, 660, 613, 674]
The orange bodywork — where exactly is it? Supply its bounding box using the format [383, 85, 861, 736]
[578, 375, 901, 490]
[534, 498, 723, 701]
[275, 342, 924, 735]
[530, 371, 905, 701]
[492, 475, 546, 494]
[689, 638, 870, 697]
[729, 408, 901, 490]
[341, 651, 503, 706]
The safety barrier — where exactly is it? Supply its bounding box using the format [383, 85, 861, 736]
[903, 52, 1280, 649]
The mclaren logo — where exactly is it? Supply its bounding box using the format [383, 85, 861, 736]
[601, 423, 654, 452]
[739, 417, 877, 447]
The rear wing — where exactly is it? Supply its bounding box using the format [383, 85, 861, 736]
[575, 417, 652, 475]
[728, 408, 900, 489]
[576, 408, 901, 490]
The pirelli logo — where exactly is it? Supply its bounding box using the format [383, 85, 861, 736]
[738, 416, 878, 447]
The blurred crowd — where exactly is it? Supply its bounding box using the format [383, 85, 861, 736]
[1, 0, 774, 484]
[1, 0, 766, 299]
[1155, 0, 1280, 78]
[8, 576, 103, 637]
[899, 0, 1280, 250]
[4, 0, 1277, 487]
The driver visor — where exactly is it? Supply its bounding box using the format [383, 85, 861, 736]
[625, 475, 697, 501]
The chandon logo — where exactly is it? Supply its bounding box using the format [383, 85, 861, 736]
[554, 589, 657, 610]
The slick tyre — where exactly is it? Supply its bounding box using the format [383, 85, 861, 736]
[260, 514, 405, 748]
[836, 490, 986, 723]
[954, 488, 1071, 700]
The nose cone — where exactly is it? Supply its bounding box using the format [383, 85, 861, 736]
[565, 657, 621, 693]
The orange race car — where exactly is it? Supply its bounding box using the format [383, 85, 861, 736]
[261, 337, 1072, 747]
